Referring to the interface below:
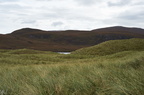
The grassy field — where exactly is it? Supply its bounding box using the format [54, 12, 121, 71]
[0, 39, 144, 95]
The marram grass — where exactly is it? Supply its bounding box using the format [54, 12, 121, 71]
[0, 39, 144, 95]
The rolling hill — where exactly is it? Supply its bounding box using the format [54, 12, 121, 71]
[0, 26, 144, 51]
[72, 38, 144, 56]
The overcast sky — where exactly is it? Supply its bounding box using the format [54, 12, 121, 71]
[0, 0, 144, 34]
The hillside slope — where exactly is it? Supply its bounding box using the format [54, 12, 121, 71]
[72, 38, 144, 56]
[0, 26, 144, 51]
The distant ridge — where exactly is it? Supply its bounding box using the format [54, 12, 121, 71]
[92, 26, 144, 34]
[12, 28, 45, 34]
[0, 26, 144, 51]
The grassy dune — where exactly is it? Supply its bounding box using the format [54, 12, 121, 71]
[0, 39, 144, 95]
[72, 38, 144, 56]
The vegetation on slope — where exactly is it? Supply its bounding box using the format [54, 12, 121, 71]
[0, 48, 144, 94]
[72, 38, 144, 56]
[0, 26, 144, 51]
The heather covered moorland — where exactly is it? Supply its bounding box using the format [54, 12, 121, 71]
[0, 26, 144, 51]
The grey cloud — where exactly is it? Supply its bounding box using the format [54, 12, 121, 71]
[74, 0, 100, 5]
[35, 0, 52, 1]
[117, 10, 144, 21]
[21, 20, 36, 24]
[0, 0, 19, 3]
[41, 11, 96, 22]
[0, 4, 23, 10]
[51, 21, 64, 27]
[131, 0, 144, 6]
[0, 3, 30, 17]
[108, 0, 131, 6]
[39, 7, 96, 21]
[109, 9, 144, 27]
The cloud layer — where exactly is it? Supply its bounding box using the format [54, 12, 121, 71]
[0, 0, 144, 34]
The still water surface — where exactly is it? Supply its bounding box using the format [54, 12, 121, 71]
[57, 52, 71, 54]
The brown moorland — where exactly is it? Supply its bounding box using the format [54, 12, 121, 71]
[0, 26, 144, 51]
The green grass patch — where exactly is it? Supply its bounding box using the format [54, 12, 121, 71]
[72, 38, 144, 56]
[0, 39, 144, 95]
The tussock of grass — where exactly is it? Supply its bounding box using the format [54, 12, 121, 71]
[0, 55, 144, 95]
[72, 38, 144, 56]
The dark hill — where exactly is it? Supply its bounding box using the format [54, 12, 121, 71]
[92, 26, 144, 34]
[0, 26, 144, 51]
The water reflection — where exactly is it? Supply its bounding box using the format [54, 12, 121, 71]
[57, 52, 71, 54]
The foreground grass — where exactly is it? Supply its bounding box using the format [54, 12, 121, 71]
[0, 48, 144, 95]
